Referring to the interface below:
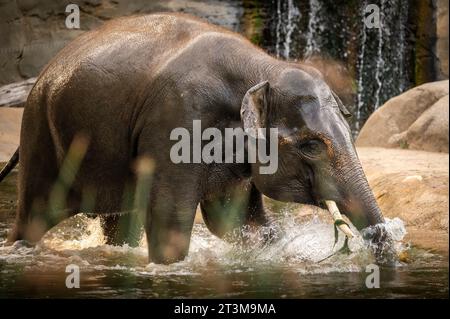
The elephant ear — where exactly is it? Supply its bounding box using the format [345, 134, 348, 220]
[332, 91, 352, 118]
[240, 81, 270, 132]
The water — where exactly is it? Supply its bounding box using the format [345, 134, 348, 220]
[266, 0, 414, 134]
[304, 0, 322, 57]
[274, 0, 301, 59]
[0, 170, 448, 298]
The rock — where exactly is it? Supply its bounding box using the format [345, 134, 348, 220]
[358, 147, 449, 253]
[0, 77, 36, 108]
[406, 95, 449, 152]
[0, 0, 244, 85]
[356, 80, 449, 153]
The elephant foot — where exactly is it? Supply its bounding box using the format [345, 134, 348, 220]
[362, 223, 397, 266]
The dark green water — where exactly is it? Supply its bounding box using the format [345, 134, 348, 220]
[0, 170, 448, 299]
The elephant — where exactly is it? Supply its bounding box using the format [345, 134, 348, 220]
[0, 13, 392, 264]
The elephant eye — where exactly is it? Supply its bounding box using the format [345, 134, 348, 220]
[298, 139, 324, 158]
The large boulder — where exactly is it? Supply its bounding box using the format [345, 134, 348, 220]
[356, 80, 449, 153]
[406, 95, 449, 152]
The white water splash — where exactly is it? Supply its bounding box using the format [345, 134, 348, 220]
[0, 213, 409, 276]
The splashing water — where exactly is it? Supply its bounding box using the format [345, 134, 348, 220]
[0, 211, 448, 298]
[0, 213, 408, 274]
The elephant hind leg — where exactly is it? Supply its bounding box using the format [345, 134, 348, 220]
[8, 135, 79, 244]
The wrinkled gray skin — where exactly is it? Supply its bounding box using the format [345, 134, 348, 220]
[6, 13, 388, 264]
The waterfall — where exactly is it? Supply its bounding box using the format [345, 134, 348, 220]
[354, 0, 412, 131]
[305, 0, 321, 57]
[274, 0, 300, 59]
[397, 0, 409, 93]
[356, 1, 368, 133]
[373, 0, 385, 110]
[284, 0, 300, 59]
[275, 0, 282, 58]
[270, 0, 413, 134]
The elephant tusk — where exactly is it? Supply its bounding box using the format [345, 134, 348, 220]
[324, 200, 355, 238]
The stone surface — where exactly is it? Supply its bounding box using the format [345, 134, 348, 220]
[356, 80, 449, 153]
[406, 95, 449, 152]
[358, 147, 449, 253]
[0, 0, 243, 85]
[0, 77, 36, 107]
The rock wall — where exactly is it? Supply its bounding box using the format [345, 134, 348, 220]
[0, 0, 244, 85]
[436, 0, 449, 80]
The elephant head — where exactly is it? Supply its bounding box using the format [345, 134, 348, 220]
[241, 66, 394, 262]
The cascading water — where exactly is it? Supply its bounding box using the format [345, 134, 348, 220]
[355, 1, 368, 132]
[284, 0, 300, 59]
[355, 0, 412, 132]
[373, 0, 385, 110]
[274, 0, 301, 59]
[304, 0, 321, 57]
[268, 0, 413, 134]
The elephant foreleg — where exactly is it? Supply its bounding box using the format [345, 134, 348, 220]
[200, 182, 274, 240]
[100, 213, 143, 247]
[145, 173, 200, 264]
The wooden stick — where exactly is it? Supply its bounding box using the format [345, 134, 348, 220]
[324, 200, 355, 238]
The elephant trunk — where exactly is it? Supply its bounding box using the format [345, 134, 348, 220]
[334, 154, 384, 230]
[332, 154, 397, 264]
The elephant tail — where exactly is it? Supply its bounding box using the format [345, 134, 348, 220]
[0, 147, 19, 183]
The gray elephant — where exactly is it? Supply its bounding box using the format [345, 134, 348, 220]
[0, 13, 391, 264]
